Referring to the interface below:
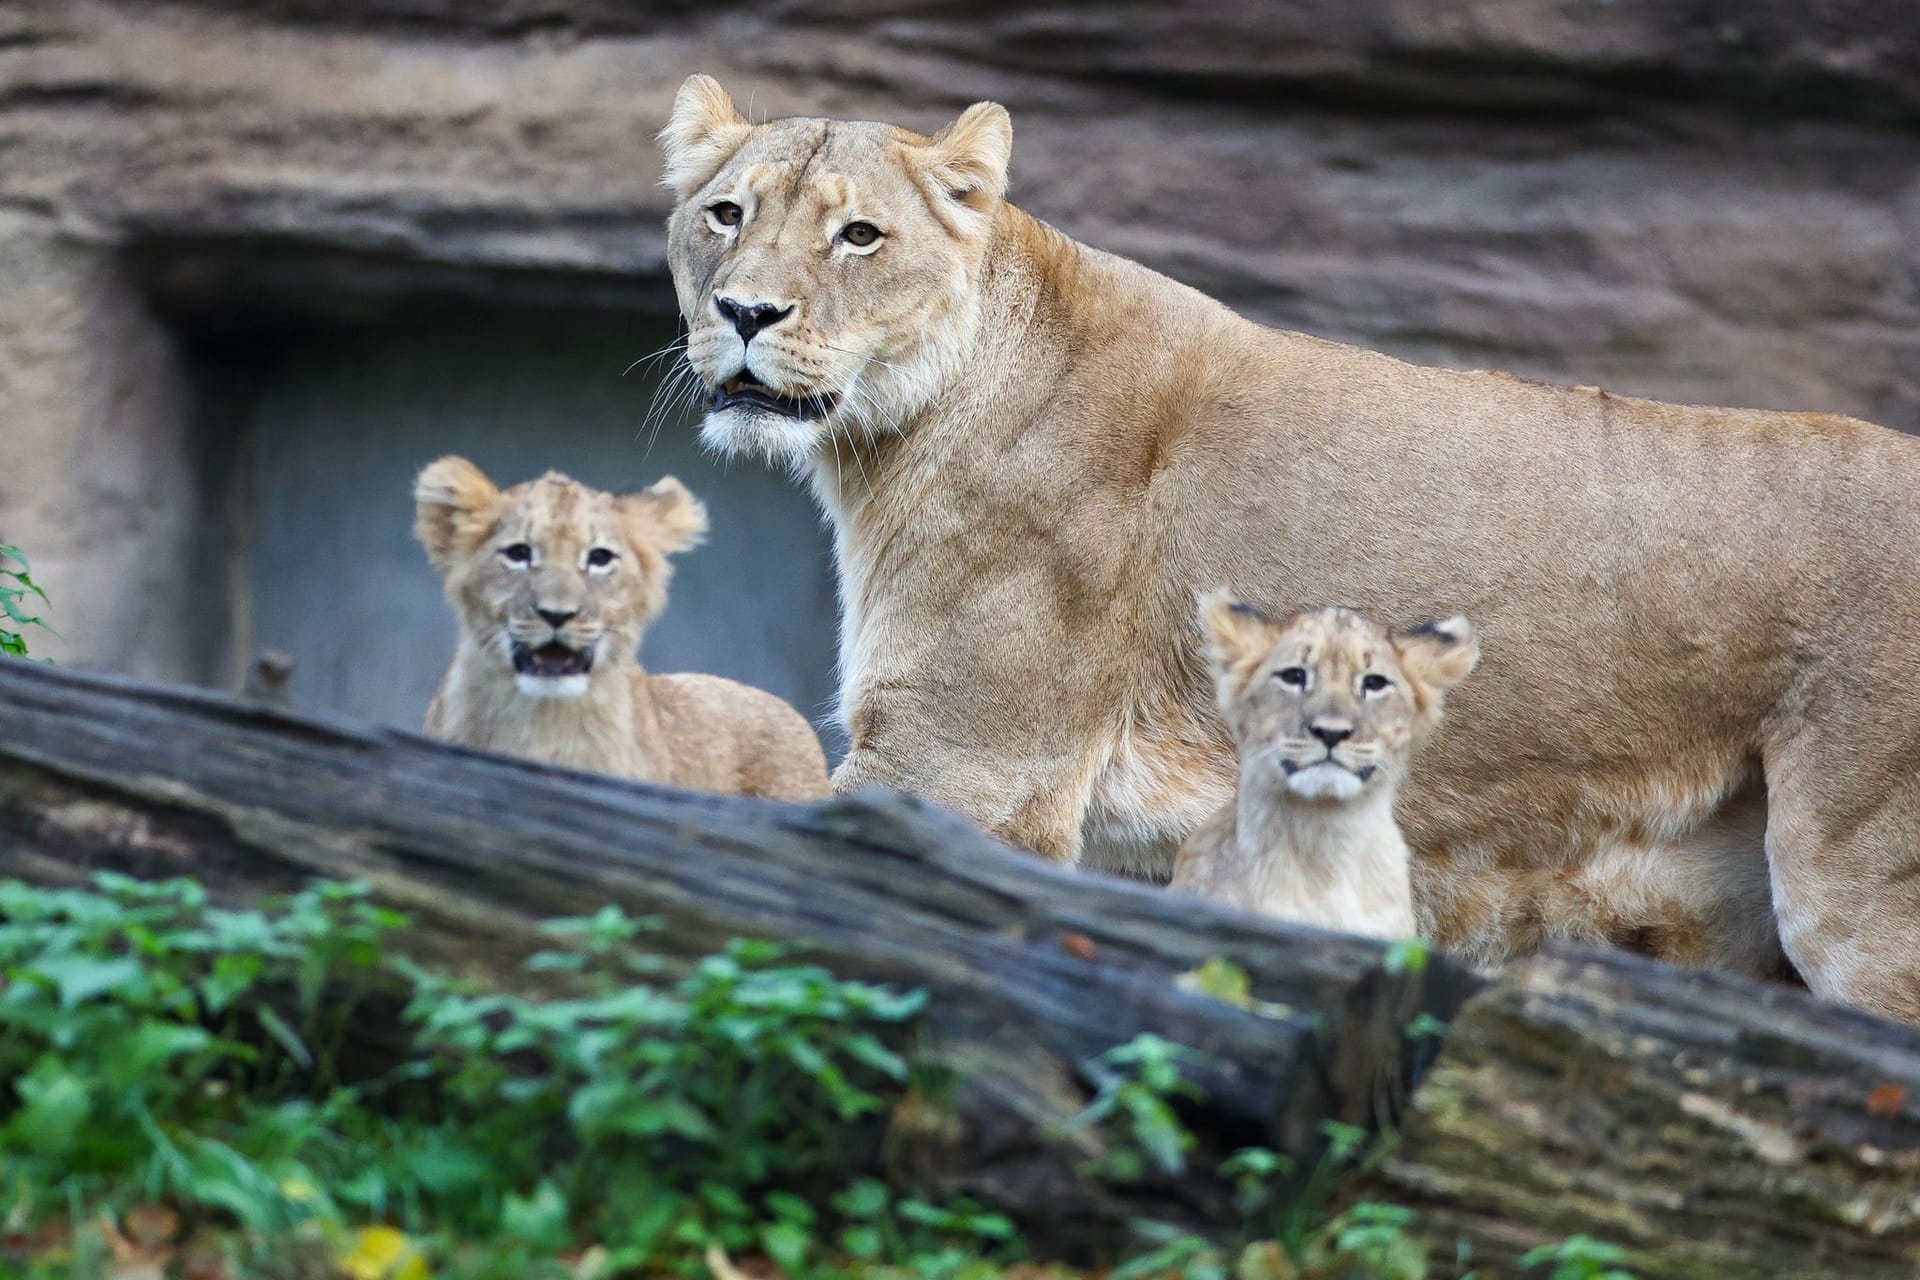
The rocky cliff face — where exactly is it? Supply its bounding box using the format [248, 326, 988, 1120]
[5, 0, 1920, 673]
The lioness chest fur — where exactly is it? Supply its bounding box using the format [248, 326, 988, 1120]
[414, 457, 829, 802]
[1172, 597, 1478, 940]
[661, 77, 1910, 1021]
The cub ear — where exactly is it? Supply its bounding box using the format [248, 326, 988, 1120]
[911, 101, 1012, 229]
[1393, 615, 1481, 706]
[413, 455, 503, 575]
[658, 74, 752, 198]
[618, 476, 710, 557]
[1196, 587, 1281, 678]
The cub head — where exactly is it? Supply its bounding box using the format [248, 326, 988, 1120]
[1198, 591, 1480, 804]
[413, 457, 708, 699]
[659, 74, 1012, 464]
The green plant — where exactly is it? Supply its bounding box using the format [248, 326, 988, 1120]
[0, 874, 399, 1233]
[1305, 1201, 1430, 1280]
[1518, 1235, 1640, 1280]
[1058, 1033, 1207, 1181]
[0, 543, 52, 659]
[399, 916, 930, 1269]
[0, 875, 948, 1279]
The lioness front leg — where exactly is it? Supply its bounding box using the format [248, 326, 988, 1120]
[832, 714, 1103, 865]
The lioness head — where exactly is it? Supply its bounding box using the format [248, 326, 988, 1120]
[659, 74, 1012, 463]
[1200, 592, 1480, 803]
[413, 457, 708, 699]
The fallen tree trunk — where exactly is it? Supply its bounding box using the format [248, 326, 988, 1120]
[11, 660, 1917, 1271]
[1369, 945, 1920, 1279]
[0, 659, 1476, 1255]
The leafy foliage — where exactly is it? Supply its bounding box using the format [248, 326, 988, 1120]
[0, 876, 962, 1278]
[0, 874, 1640, 1279]
[0, 543, 52, 659]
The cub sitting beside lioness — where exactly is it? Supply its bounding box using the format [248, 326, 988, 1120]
[413, 456, 829, 801]
[1172, 594, 1478, 940]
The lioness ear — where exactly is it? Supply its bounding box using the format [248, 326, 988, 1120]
[413, 455, 503, 576]
[1197, 587, 1281, 680]
[659, 74, 752, 198]
[912, 101, 1012, 229]
[618, 476, 709, 557]
[1393, 616, 1481, 710]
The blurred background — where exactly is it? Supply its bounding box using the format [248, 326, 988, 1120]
[5, 0, 1920, 750]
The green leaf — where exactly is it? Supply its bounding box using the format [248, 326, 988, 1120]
[840, 1225, 883, 1260]
[7, 1065, 92, 1152]
[841, 1032, 909, 1081]
[764, 1191, 816, 1225]
[255, 1005, 313, 1070]
[30, 953, 144, 1008]
[760, 1221, 811, 1273]
[1383, 937, 1430, 977]
[835, 1178, 891, 1220]
[699, 1181, 753, 1221]
[119, 1020, 216, 1079]
[503, 1180, 572, 1252]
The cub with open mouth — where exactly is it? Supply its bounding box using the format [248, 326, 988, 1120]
[413, 456, 829, 802]
[1171, 593, 1479, 940]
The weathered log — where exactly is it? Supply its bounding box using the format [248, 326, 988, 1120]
[1369, 945, 1920, 1279]
[0, 658, 1477, 1254]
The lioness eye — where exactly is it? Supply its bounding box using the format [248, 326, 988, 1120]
[840, 221, 882, 248]
[502, 543, 533, 565]
[1362, 673, 1391, 693]
[708, 201, 743, 228]
[1276, 667, 1308, 688]
[586, 548, 616, 569]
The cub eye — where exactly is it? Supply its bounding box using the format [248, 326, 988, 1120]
[840, 221, 883, 248]
[1361, 673, 1391, 694]
[502, 543, 533, 565]
[707, 201, 743, 228]
[1276, 667, 1308, 688]
[586, 548, 617, 569]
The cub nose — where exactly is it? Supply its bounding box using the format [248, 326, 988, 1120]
[1310, 722, 1354, 748]
[714, 295, 794, 343]
[536, 607, 578, 629]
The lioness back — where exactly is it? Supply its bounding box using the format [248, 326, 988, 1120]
[649, 672, 829, 802]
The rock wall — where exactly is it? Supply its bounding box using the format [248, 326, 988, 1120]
[5, 0, 1920, 670]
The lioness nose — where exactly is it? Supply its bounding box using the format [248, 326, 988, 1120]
[1310, 723, 1353, 748]
[714, 295, 794, 343]
[536, 607, 578, 629]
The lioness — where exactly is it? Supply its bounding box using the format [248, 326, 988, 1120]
[413, 456, 829, 801]
[1172, 597, 1478, 941]
[659, 75, 1920, 1021]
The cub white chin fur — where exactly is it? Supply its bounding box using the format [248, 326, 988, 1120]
[515, 673, 591, 700]
[1286, 763, 1366, 802]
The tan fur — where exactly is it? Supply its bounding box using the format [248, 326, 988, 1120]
[1172, 599, 1476, 940]
[413, 457, 828, 802]
[662, 79, 1920, 1022]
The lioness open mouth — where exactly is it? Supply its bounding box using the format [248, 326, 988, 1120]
[712, 374, 839, 421]
[511, 641, 594, 680]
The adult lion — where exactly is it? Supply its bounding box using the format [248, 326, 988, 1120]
[659, 74, 1920, 1022]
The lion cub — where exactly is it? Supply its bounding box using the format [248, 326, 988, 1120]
[1171, 593, 1479, 940]
[413, 457, 829, 802]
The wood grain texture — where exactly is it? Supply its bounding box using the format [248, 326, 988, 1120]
[1371, 945, 1920, 1278]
